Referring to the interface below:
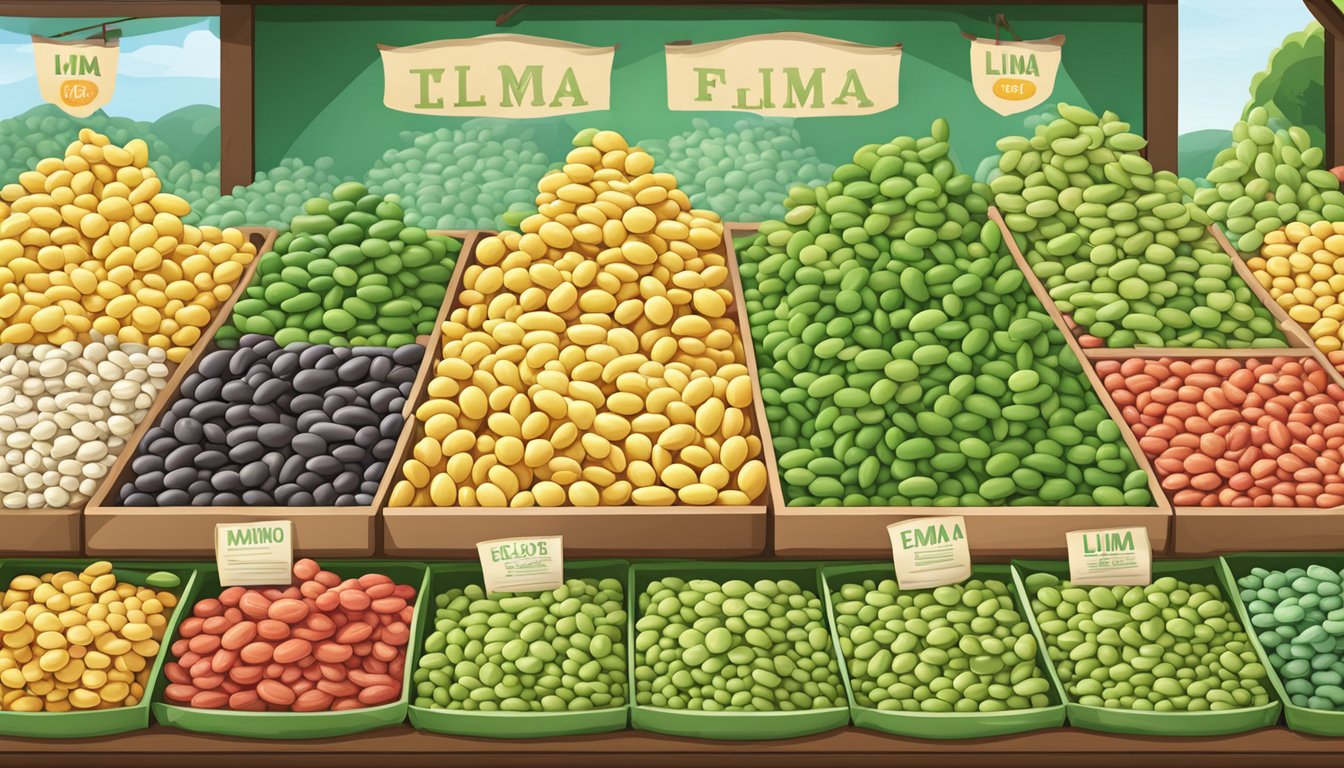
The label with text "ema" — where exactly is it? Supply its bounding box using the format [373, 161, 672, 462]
[888, 516, 971, 590]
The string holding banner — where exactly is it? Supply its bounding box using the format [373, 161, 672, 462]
[963, 14, 1064, 117]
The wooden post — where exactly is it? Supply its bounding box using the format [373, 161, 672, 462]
[1143, 0, 1179, 171]
[1303, 0, 1344, 167]
[219, 3, 255, 191]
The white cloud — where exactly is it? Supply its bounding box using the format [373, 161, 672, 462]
[119, 29, 218, 79]
[0, 43, 34, 86]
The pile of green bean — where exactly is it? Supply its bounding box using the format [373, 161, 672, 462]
[737, 119, 1152, 507]
[992, 103, 1285, 349]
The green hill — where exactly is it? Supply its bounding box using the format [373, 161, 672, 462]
[151, 104, 221, 165]
[1179, 128, 1233, 181]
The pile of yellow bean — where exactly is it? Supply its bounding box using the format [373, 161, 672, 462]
[1249, 221, 1344, 365]
[391, 129, 765, 508]
[0, 129, 257, 362]
[0, 562, 176, 712]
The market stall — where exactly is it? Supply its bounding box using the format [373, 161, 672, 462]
[8, 0, 1344, 765]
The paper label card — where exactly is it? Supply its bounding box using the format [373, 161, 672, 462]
[665, 32, 901, 116]
[478, 536, 564, 595]
[1066, 527, 1152, 586]
[32, 36, 119, 118]
[215, 520, 294, 587]
[380, 34, 614, 117]
[888, 516, 971, 590]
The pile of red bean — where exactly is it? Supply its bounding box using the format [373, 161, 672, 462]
[1098, 356, 1344, 508]
[162, 558, 416, 712]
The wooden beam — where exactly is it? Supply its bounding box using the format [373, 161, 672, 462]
[1303, 0, 1344, 166]
[0, 1, 217, 14]
[1142, 0, 1179, 171]
[219, 3, 255, 191]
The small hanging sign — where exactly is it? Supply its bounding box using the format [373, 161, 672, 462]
[32, 35, 119, 118]
[888, 516, 971, 590]
[379, 34, 614, 117]
[965, 15, 1064, 116]
[665, 32, 901, 116]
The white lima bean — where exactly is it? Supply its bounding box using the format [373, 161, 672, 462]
[0, 333, 166, 508]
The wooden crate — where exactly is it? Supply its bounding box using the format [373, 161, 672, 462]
[381, 228, 768, 558]
[0, 227, 277, 556]
[733, 220, 1171, 558]
[83, 230, 481, 558]
[992, 212, 1344, 553]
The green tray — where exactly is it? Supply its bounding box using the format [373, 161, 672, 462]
[628, 560, 850, 740]
[1221, 552, 1344, 737]
[407, 559, 631, 738]
[820, 563, 1066, 738]
[0, 559, 199, 738]
[151, 560, 429, 739]
[1011, 558, 1282, 737]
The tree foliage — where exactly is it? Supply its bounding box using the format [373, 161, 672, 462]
[1243, 22, 1326, 148]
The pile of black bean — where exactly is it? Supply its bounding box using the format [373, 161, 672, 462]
[115, 334, 423, 507]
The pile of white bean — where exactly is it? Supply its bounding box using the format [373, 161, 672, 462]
[0, 334, 167, 509]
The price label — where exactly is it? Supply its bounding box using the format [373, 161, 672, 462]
[887, 516, 971, 590]
[1066, 527, 1152, 586]
[215, 520, 293, 587]
[477, 535, 564, 595]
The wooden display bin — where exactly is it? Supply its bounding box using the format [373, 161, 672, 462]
[83, 230, 481, 558]
[0, 227, 276, 556]
[992, 211, 1344, 553]
[731, 221, 1171, 558]
[381, 229, 768, 557]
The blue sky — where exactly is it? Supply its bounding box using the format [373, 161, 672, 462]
[1179, 0, 1316, 134]
[0, 18, 218, 121]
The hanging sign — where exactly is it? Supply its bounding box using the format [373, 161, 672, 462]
[477, 535, 564, 595]
[1066, 526, 1152, 586]
[32, 36, 119, 118]
[665, 32, 901, 116]
[379, 34, 615, 117]
[887, 516, 971, 590]
[965, 31, 1064, 116]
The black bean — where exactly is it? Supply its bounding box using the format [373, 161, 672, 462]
[292, 433, 326, 458]
[171, 417, 201, 444]
[158, 489, 191, 506]
[298, 345, 332, 368]
[313, 486, 338, 505]
[271, 353, 300, 378]
[332, 444, 365, 463]
[308, 455, 343, 477]
[221, 380, 253, 402]
[193, 377, 223, 402]
[288, 491, 315, 506]
[337, 356, 370, 382]
[197, 350, 231, 379]
[354, 493, 374, 506]
[191, 492, 216, 505]
[212, 470, 242, 492]
[257, 423, 295, 448]
[136, 471, 165, 493]
[363, 462, 387, 482]
[164, 445, 201, 472]
[393, 344, 424, 366]
[192, 400, 228, 421]
[379, 413, 404, 439]
[213, 492, 242, 505]
[227, 348, 257, 376]
[369, 356, 392, 381]
[249, 404, 281, 423]
[290, 393, 323, 413]
[225, 425, 258, 447]
[372, 438, 396, 461]
[333, 405, 378, 427]
[228, 441, 264, 464]
[242, 489, 272, 505]
[131, 454, 163, 475]
[163, 467, 196, 490]
[239, 461, 270, 487]
[279, 453, 307, 484]
[253, 378, 287, 404]
[294, 369, 337, 393]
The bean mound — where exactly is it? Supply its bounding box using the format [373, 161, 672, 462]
[414, 578, 626, 712]
[0, 334, 167, 509]
[634, 576, 845, 712]
[0, 561, 179, 712]
[738, 119, 1151, 507]
[992, 103, 1283, 349]
[1099, 356, 1344, 508]
[115, 333, 421, 507]
[831, 578, 1049, 713]
[163, 558, 416, 712]
[1238, 564, 1344, 711]
[1249, 221, 1344, 365]
[1024, 571, 1270, 712]
[391, 129, 764, 508]
[1, 129, 259, 361]
[366, 125, 552, 231]
[640, 118, 835, 223]
[219, 182, 460, 349]
[1197, 107, 1344, 253]
[190, 157, 350, 230]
